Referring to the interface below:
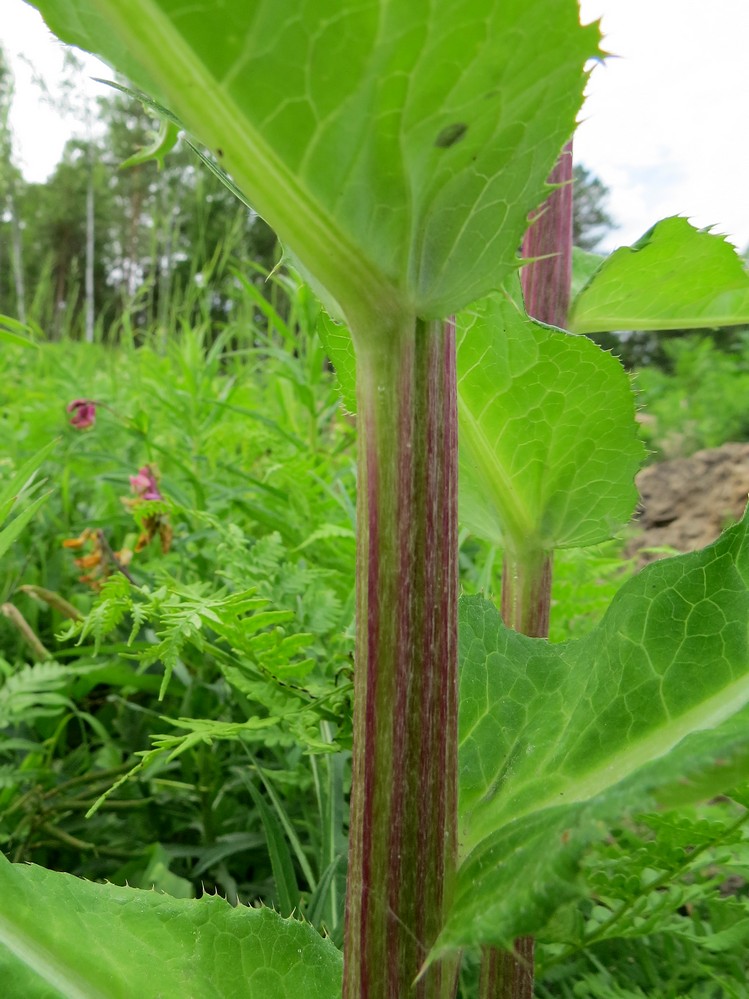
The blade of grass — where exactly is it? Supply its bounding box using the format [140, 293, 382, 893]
[0, 492, 53, 563]
[306, 854, 344, 929]
[245, 750, 317, 890]
[0, 440, 57, 524]
[237, 770, 300, 917]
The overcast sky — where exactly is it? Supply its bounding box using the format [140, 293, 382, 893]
[3, 0, 749, 253]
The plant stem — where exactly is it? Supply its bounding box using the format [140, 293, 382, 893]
[480, 141, 573, 999]
[478, 548, 551, 999]
[343, 317, 459, 998]
[0, 603, 50, 661]
[478, 937, 535, 999]
[500, 548, 553, 639]
[521, 141, 573, 330]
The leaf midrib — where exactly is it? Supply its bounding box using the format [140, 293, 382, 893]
[91, 0, 408, 329]
[461, 666, 749, 855]
[0, 909, 107, 999]
[457, 380, 535, 548]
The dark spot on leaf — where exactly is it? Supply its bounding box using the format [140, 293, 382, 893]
[434, 122, 468, 149]
[216, 148, 224, 158]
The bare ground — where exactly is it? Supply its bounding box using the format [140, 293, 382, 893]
[628, 442, 749, 562]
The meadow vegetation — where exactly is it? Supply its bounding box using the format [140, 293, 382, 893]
[2, 4, 749, 996]
[2, 266, 749, 995]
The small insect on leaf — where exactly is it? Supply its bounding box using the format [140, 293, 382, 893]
[434, 122, 468, 148]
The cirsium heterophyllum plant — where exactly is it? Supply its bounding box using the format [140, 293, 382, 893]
[4, 1, 749, 997]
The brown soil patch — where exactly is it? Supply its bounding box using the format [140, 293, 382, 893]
[628, 442, 749, 561]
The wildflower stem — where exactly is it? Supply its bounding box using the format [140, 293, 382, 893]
[343, 315, 459, 998]
[479, 141, 573, 999]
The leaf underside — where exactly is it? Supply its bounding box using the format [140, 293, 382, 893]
[28, 0, 599, 321]
[457, 287, 644, 551]
[432, 507, 749, 960]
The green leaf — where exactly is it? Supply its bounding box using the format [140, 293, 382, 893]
[250, 755, 318, 889]
[0, 853, 342, 998]
[570, 246, 605, 303]
[0, 491, 52, 564]
[0, 315, 38, 348]
[0, 440, 56, 526]
[129, 843, 195, 898]
[457, 288, 644, 551]
[0, 442, 56, 564]
[306, 855, 344, 930]
[316, 312, 357, 415]
[431, 509, 749, 960]
[28, 0, 598, 322]
[100, 78, 259, 213]
[317, 285, 644, 551]
[569, 217, 749, 333]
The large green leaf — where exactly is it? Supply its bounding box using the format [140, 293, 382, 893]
[457, 290, 644, 551]
[28, 0, 598, 322]
[0, 853, 342, 998]
[569, 217, 749, 333]
[431, 508, 749, 960]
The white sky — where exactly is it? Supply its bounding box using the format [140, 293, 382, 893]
[2, 0, 749, 253]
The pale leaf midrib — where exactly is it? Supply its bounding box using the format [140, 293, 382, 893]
[0, 910, 107, 999]
[572, 309, 749, 334]
[462, 667, 749, 856]
[457, 388, 535, 548]
[93, 0, 406, 327]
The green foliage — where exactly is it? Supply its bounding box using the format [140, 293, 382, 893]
[457, 286, 644, 553]
[0, 658, 73, 729]
[28, 0, 598, 324]
[0, 275, 355, 927]
[3, 266, 749, 993]
[635, 333, 749, 458]
[287, 279, 646, 553]
[0, 442, 54, 564]
[459, 538, 637, 645]
[570, 217, 749, 334]
[8, 2, 749, 996]
[433, 508, 749, 960]
[537, 799, 749, 996]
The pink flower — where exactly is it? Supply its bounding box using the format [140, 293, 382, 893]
[66, 399, 97, 430]
[129, 465, 163, 501]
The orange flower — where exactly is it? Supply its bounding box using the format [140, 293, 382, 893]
[62, 529, 94, 550]
[62, 529, 131, 590]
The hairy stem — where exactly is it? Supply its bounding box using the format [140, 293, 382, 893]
[480, 140, 573, 999]
[343, 317, 459, 998]
[478, 937, 535, 999]
[521, 141, 573, 329]
[500, 548, 553, 639]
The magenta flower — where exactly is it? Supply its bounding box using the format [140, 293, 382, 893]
[129, 465, 163, 501]
[66, 399, 97, 430]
